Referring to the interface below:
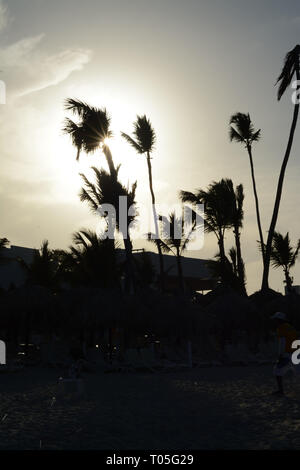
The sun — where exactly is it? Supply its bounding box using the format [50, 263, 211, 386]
[103, 137, 112, 146]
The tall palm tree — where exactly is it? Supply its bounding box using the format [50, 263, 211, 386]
[230, 182, 247, 295]
[229, 112, 264, 261]
[270, 232, 300, 293]
[63, 98, 117, 178]
[262, 45, 300, 291]
[229, 247, 237, 276]
[79, 166, 137, 293]
[121, 115, 165, 291]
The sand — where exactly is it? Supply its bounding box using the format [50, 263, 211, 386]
[0, 364, 300, 450]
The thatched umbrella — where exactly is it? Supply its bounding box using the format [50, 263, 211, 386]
[265, 293, 300, 330]
[204, 290, 261, 349]
[201, 285, 243, 307]
[249, 288, 283, 309]
[5, 285, 54, 354]
[248, 288, 284, 341]
[56, 286, 124, 359]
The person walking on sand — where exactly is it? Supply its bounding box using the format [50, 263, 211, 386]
[271, 312, 299, 396]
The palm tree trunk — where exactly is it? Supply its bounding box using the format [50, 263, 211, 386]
[234, 225, 247, 296]
[284, 268, 293, 294]
[123, 235, 136, 294]
[247, 145, 265, 262]
[218, 232, 226, 264]
[262, 73, 300, 291]
[176, 247, 185, 293]
[103, 145, 117, 179]
[146, 153, 165, 291]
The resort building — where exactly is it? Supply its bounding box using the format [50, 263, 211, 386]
[0, 244, 217, 293]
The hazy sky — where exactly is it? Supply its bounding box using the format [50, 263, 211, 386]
[1, 0, 300, 294]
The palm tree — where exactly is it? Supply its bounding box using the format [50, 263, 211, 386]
[262, 45, 300, 291]
[18, 240, 59, 290]
[121, 115, 165, 291]
[206, 252, 241, 292]
[229, 112, 264, 261]
[63, 98, 117, 178]
[270, 232, 300, 293]
[230, 183, 247, 295]
[60, 229, 120, 288]
[229, 247, 237, 276]
[154, 211, 196, 292]
[79, 166, 137, 293]
[0, 237, 9, 264]
[181, 179, 246, 293]
[180, 179, 234, 266]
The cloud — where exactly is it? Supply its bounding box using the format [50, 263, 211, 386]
[19, 46, 91, 97]
[0, 1, 91, 98]
[0, 34, 92, 97]
[0, 0, 9, 32]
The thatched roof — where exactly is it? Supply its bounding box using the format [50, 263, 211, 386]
[204, 290, 260, 331]
[249, 289, 283, 308]
[5, 285, 53, 313]
[263, 293, 300, 329]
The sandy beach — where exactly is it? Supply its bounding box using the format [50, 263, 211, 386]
[1, 364, 300, 450]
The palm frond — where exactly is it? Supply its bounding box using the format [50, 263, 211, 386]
[229, 112, 261, 145]
[147, 233, 172, 254]
[123, 115, 156, 154]
[276, 45, 300, 101]
[179, 190, 199, 204]
[229, 125, 244, 143]
[121, 132, 143, 154]
[64, 98, 93, 117]
[290, 238, 300, 268]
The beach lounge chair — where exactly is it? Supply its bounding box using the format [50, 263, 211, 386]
[118, 348, 163, 373]
[139, 347, 161, 368]
[121, 348, 147, 371]
[85, 348, 115, 373]
[257, 340, 277, 363]
[57, 376, 85, 398]
[224, 343, 248, 366]
[40, 342, 71, 368]
[160, 345, 192, 370]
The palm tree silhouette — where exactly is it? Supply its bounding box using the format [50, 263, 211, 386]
[0, 237, 9, 264]
[228, 182, 247, 295]
[18, 240, 58, 290]
[270, 232, 300, 293]
[229, 247, 238, 276]
[180, 180, 234, 266]
[262, 45, 300, 291]
[229, 112, 264, 262]
[206, 251, 241, 291]
[60, 229, 120, 288]
[63, 98, 117, 178]
[79, 166, 137, 293]
[121, 115, 165, 291]
[151, 212, 195, 293]
[181, 179, 246, 293]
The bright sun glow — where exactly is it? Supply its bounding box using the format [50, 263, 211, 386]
[103, 137, 112, 146]
[51, 130, 147, 205]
